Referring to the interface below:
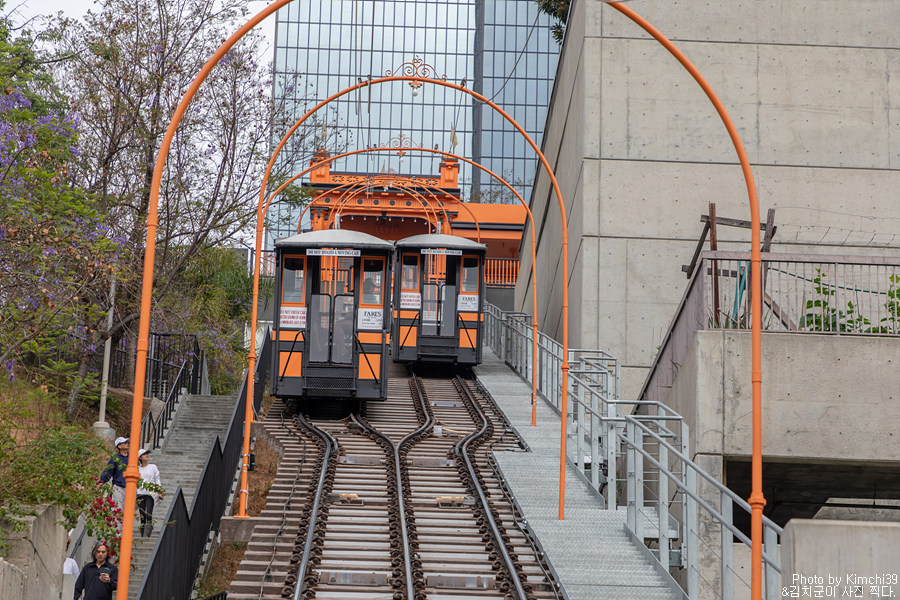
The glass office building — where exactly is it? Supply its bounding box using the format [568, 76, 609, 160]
[269, 0, 559, 239]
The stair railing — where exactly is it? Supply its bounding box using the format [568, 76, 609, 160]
[483, 302, 783, 600]
[135, 330, 272, 600]
[138, 360, 189, 450]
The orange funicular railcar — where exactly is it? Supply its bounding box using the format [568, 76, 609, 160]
[271, 229, 393, 401]
[392, 233, 486, 366]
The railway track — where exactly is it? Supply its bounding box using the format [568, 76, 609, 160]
[230, 365, 562, 600]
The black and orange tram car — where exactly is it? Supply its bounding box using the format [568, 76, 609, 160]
[392, 233, 487, 366]
[271, 230, 393, 401]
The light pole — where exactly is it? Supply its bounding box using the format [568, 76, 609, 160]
[604, 2, 764, 597]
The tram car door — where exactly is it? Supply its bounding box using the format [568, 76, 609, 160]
[271, 230, 392, 401]
[392, 234, 486, 365]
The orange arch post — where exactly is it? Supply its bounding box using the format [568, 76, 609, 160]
[605, 2, 764, 597]
[117, 1, 295, 597]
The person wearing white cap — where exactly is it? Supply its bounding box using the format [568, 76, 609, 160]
[136, 449, 163, 537]
[99, 437, 129, 509]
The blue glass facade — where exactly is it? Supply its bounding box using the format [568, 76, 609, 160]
[269, 0, 559, 238]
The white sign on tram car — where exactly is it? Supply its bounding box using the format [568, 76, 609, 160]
[400, 292, 421, 310]
[306, 248, 361, 257]
[280, 306, 307, 329]
[357, 308, 383, 330]
[457, 294, 479, 312]
[421, 248, 462, 256]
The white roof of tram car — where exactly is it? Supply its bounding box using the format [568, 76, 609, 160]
[395, 233, 487, 253]
[275, 229, 394, 252]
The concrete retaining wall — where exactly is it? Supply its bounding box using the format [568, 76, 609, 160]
[0, 504, 67, 600]
[782, 520, 900, 593]
[667, 331, 900, 462]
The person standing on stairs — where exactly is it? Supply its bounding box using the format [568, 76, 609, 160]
[137, 448, 163, 537]
[99, 437, 129, 509]
[73, 541, 117, 600]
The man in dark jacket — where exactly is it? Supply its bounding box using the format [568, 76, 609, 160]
[74, 542, 117, 600]
[99, 437, 128, 508]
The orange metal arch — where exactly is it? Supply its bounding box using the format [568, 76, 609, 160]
[257, 147, 540, 425]
[606, 2, 764, 596]
[256, 79, 570, 516]
[306, 178, 443, 232]
[326, 179, 456, 235]
[117, 1, 295, 594]
[330, 181, 483, 242]
[128, 20, 572, 593]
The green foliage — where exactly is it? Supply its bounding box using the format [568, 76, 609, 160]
[0, 384, 112, 555]
[798, 269, 900, 335]
[0, 8, 119, 404]
[869, 274, 900, 335]
[164, 247, 253, 394]
[536, 0, 571, 43]
[798, 269, 869, 332]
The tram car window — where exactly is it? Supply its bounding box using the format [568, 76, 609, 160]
[271, 229, 393, 401]
[392, 234, 486, 366]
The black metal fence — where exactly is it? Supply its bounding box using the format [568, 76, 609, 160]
[139, 361, 188, 450]
[107, 333, 202, 397]
[135, 332, 271, 600]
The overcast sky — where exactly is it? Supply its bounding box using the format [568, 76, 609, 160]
[9, 0, 277, 54]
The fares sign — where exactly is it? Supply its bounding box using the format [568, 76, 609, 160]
[280, 306, 307, 329]
[458, 294, 479, 312]
[357, 308, 383, 330]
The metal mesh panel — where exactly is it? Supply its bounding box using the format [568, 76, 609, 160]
[306, 377, 355, 390]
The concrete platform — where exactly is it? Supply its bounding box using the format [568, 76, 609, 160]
[475, 349, 681, 600]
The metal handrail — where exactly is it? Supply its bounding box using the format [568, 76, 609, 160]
[136, 330, 272, 600]
[482, 302, 784, 600]
[618, 420, 782, 566]
[140, 360, 188, 450]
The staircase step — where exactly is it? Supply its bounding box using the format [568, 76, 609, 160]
[128, 391, 240, 597]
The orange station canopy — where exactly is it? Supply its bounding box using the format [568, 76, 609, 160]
[450, 203, 526, 259]
[303, 151, 526, 260]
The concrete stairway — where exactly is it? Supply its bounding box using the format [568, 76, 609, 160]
[476, 350, 681, 600]
[228, 399, 315, 600]
[128, 394, 240, 599]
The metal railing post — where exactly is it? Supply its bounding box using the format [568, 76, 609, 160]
[658, 443, 670, 569]
[634, 425, 645, 542]
[765, 525, 780, 599]
[626, 420, 637, 533]
[721, 491, 734, 600]
[606, 416, 618, 509]
[590, 386, 600, 494]
[575, 376, 585, 471]
[686, 468, 699, 598]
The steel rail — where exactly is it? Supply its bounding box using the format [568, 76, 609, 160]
[401, 373, 437, 599]
[292, 414, 338, 600]
[453, 375, 528, 600]
[347, 409, 418, 599]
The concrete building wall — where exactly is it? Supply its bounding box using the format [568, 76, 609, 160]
[668, 331, 900, 462]
[520, 0, 900, 399]
[782, 520, 900, 590]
